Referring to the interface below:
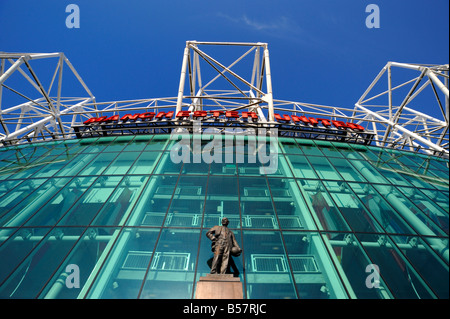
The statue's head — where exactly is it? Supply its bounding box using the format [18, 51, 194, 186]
[221, 217, 229, 226]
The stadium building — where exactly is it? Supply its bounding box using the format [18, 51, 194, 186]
[0, 42, 448, 299]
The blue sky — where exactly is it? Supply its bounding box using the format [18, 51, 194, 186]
[0, 0, 448, 119]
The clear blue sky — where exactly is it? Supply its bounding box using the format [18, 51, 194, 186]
[0, 0, 448, 119]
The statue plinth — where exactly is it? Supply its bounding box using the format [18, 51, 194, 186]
[195, 274, 243, 299]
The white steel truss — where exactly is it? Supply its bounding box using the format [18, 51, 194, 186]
[175, 41, 274, 122]
[353, 62, 449, 157]
[0, 52, 97, 143]
[0, 43, 448, 159]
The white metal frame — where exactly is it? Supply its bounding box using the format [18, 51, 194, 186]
[0, 43, 448, 158]
[175, 41, 274, 122]
[0, 52, 96, 143]
[353, 62, 449, 157]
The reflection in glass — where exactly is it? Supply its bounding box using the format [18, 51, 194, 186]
[326, 181, 384, 233]
[243, 230, 297, 299]
[355, 233, 438, 299]
[239, 177, 277, 229]
[140, 228, 200, 299]
[297, 180, 350, 232]
[0, 178, 61, 227]
[283, 231, 349, 299]
[0, 227, 84, 298]
[165, 176, 207, 227]
[38, 227, 116, 299]
[87, 228, 159, 299]
[91, 176, 149, 226]
[203, 176, 240, 229]
[285, 154, 318, 179]
[395, 186, 449, 235]
[320, 232, 394, 299]
[56, 176, 122, 226]
[125, 175, 178, 227]
[268, 178, 312, 230]
[103, 152, 140, 175]
[390, 235, 449, 298]
[348, 183, 416, 235]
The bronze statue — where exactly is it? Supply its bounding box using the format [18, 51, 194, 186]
[206, 217, 242, 274]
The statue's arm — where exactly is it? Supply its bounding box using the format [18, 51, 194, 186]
[206, 226, 218, 241]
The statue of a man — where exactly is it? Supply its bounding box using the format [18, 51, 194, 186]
[206, 217, 242, 274]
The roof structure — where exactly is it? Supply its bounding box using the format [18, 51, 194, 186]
[0, 42, 448, 158]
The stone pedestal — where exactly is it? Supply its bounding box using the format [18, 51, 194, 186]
[195, 274, 243, 299]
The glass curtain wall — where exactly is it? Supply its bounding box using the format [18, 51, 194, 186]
[0, 134, 448, 299]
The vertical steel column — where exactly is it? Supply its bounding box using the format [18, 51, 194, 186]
[176, 44, 190, 114]
[263, 45, 274, 122]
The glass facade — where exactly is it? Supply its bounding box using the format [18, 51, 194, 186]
[0, 134, 448, 299]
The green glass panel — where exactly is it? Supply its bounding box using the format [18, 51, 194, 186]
[210, 162, 237, 175]
[91, 176, 149, 226]
[331, 158, 367, 182]
[86, 227, 159, 299]
[203, 176, 240, 229]
[140, 228, 200, 299]
[102, 136, 135, 152]
[419, 189, 449, 213]
[55, 176, 122, 226]
[21, 177, 79, 227]
[0, 228, 52, 290]
[79, 153, 118, 176]
[308, 156, 342, 180]
[123, 135, 153, 152]
[30, 154, 74, 178]
[55, 152, 97, 177]
[374, 184, 447, 236]
[262, 155, 293, 177]
[103, 152, 140, 175]
[152, 151, 183, 175]
[127, 175, 178, 227]
[80, 137, 112, 153]
[326, 181, 384, 233]
[295, 139, 323, 156]
[283, 232, 350, 299]
[319, 232, 394, 299]
[314, 140, 344, 158]
[348, 183, 417, 235]
[347, 159, 390, 184]
[0, 227, 84, 298]
[268, 178, 312, 230]
[390, 235, 449, 298]
[354, 233, 437, 299]
[37, 227, 116, 299]
[428, 158, 449, 171]
[332, 142, 365, 160]
[239, 177, 277, 229]
[165, 175, 207, 227]
[279, 138, 303, 155]
[285, 154, 318, 179]
[0, 178, 60, 227]
[144, 135, 170, 151]
[243, 230, 297, 299]
[127, 151, 160, 175]
[374, 164, 413, 187]
[297, 180, 350, 232]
